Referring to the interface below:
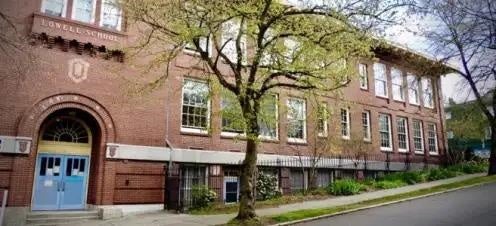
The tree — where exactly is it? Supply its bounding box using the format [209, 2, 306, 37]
[417, 0, 496, 175]
[122, 0, 412, 221]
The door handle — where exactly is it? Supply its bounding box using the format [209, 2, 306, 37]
[57, 181, 60, 192]
[61, 181, 65, 192]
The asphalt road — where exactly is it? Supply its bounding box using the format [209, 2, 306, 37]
[296, 182, 496, 226]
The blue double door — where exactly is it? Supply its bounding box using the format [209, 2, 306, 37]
[32, 154, 89, 210]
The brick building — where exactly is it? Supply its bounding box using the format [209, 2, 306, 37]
[0, 0, 449, 224]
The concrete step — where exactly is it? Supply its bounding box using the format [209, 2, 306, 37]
[26, 210, 100, 225]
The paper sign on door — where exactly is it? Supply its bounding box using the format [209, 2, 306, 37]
[44, 179, 53, 187]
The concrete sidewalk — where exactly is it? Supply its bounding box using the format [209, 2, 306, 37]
[77, 173, 485, 226]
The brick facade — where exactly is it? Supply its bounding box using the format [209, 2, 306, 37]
[0, 0, 447, 209]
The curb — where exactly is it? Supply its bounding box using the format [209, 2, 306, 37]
[273, 179, 494, 226]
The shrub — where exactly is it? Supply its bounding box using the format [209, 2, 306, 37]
[309, 187, 328, 196]
[191, 185, 217, 209]
[375, 180, 407, 189]
[256, 173, 281, 201]
[327, 179, 362, 196]
[379, 171, 425, 185]
[427, 168, 457, 181]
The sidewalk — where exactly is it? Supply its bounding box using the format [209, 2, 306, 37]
[79, 173, 485, 226]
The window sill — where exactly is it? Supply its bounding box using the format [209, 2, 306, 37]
[341, 136, 350, 140]
[376, 94, 389, 100]
[180, 128, 209, 136]
[393, 98, 406, 103]
[220, 131, 245, 138]
[398, 149, 409, 153]
[380, 148, 393, 152]
[414, 151, 425, 155]
[409, 102, 420, 106]
[317, 133, 328, 138]
[360, 87, 369, 91]
[363, 138, 372, 143]
[287, 138, 307, 145]
[429, 152, 439, 156]
[424, 105, 435, 109]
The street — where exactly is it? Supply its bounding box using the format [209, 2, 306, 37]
[296, 182, 496, 226]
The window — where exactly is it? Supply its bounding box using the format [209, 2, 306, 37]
[447, 131, 454, 139]
[290, 170, 304, 193]
[100, 0, 122, 31]
[427, 123, 438, 154]
[41, 0, 67, 17]
[362, 111, 371, 141]
[397, 117, 409, 152]
[413, 120, 424, 153]
[222, 20, 246, 63]
[359, 63, 368, 90]
[259, 94, 278, 140]
[340, 108, 350, 139]
[284, 39, 300, 63]
[287, 98, 306, 142]
[221, 91, 244, 136]
[181, 79, 209, 133]
[317, 104, 328, 137]
[72, 0, 96, 23]
[391, 67, 405, 101]
[378, 114, 392, 151]
[408, 73, 420, 105]
[374, 63, 388, 97]
[445, 111, 452, 120]
[422, 78, 434, 108]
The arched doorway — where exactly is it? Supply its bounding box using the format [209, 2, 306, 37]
[32, 108, 100, 210]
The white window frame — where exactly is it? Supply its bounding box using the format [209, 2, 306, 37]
[359, 63, 368, 90]
[391, 67, 405, 102]
[373, 63, 388, 98]
[317, 103, 328, 137]
[71, 0, 97, 24]
[422, 78, 434, 108]
[362, 111, 371, 142]
[397, 117, 409, 153]
[180, 78, 210, 134]
[287, 98, 307, 143]
[99, 0, 123, 31]
[41, 0, 68, 17]
[408, 73, 420, 105]
[259, 94, 279, 141]
[341, 108, 350, 140]
[378, 114, 392, 151]
[184, 36, 213, 57]
[427, 123, 438, 155]
[221, 20, 247, 64]
[413, 120, 424, 154]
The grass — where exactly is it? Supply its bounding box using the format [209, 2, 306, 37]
[266, 175, 496, 224]
[190, 193, 331, 215]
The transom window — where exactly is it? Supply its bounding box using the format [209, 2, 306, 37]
[422, 78, 434, 108]
[340, 108, 350, 139]
[287, 98, 306, 142]
[72, 0, 96, 23]
[378, 114, 392, 151]
[181, 79, 210, 132]
[408, 73, 420, 105]
[42, 0, 67, 17]
[427, 123, 438, 154]
[374, 63, 388, 98]
[391, 67, 405, 101]
[362, 111, 371, 141]
[40, 0, 122, 31]
[100, 0, 122, 31]
[397, 117, 409, 152]
[413, 120, 424, 153]
[42, 118, 89, 143]
[359, 63, 368, 90]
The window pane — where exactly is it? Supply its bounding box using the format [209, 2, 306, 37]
[379, 114, 391, 149]
[101, 0, 121, 30]
[408, 74, 420, 105]
[374, 63, 387, 97]
[413, 120, 423, 152]
[73, 0, 94, 23]
[259, 95, 278, 139]
[341, 108, 349, 138]
[287, 98, 305, 139]
[397, 117, 408, 151]
[359, 63, 368, 89]
[43, 0, 65, 17]
[182, 79, 209, 130]
[362, 111, 370, 140]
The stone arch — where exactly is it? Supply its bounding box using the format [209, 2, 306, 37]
[17, 93, 116, 147]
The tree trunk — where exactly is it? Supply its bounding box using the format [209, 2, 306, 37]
[236, 137, 258, 220]
[488, 123, 496, 175]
